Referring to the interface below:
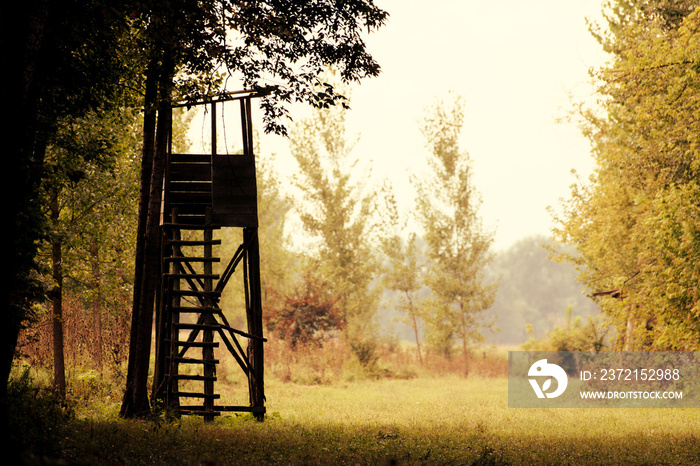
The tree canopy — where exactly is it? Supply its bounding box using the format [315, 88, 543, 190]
[2, 0, 141, 432]
[553, 0, 700, 350]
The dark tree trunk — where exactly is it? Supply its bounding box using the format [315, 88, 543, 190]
[0, 1, 50, 449]
[50, 187, 66, 399]
[90, 239, 103, 370]
[120, 57, 159, 418]
[244, 228, 266, 421]
[120, 49, 175, 418]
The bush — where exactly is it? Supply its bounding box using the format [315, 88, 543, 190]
[522, 306, 610, 352]
[264, 275, 345, 349]
[7, 365, 74, 462]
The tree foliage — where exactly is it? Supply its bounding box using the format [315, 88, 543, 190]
[137, 0, 389, 135]
[2, 0, 141, 432]
[256, 151, 298, 312]
[414, 93, 498, 373]
[553, 0, 700, 350]
[289, 85, 382, 356]
[220, 1, 388, 134]
[39, 107, 142, 396]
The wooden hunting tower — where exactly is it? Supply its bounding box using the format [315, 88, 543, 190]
[152, 89, 270, 421]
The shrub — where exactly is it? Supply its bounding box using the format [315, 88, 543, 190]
[522, 306, 610, 352]
[265, 276, 345, 349]
[7, 365, 74, 462]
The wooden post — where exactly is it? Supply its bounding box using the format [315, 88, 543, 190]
[203, 208, 216, 421]
[167, 209, 181, 412]
[244, 227, 265, 420]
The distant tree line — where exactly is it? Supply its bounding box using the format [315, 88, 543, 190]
[484, 236, 598, 346]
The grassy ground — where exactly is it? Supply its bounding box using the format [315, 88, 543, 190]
[16, 375, 700, 465]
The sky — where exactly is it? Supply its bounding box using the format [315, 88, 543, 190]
[256, 0, 610, 252]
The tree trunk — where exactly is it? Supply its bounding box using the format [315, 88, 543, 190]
[460, 302, 469, 378]
[406, 293, 423, 366]
[90, 239, 103, 370]
[120, 57, 158, 418]
[50, 187, 66, 399]
[244, 227, 266, 421]
[114, 237, 131, 366]
[120, 49, 174, 418]
[1, 1, 50, 449]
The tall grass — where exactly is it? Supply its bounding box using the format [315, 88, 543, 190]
[261, 336, 508, 385]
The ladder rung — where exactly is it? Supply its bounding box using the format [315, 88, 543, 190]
[164, 257, 221, 263]
[167, 340, 219, 348]
[169, 290, 221, 298]
[171, 306, 219, 314]
[172, 357, 219, 364]
[167, 239, 222, 246]
[173, 323, 221, 331]
[178, 408, 221, 417]
[168, 374, 217, 382]
[164, 273, 220, 280]
[162, 223, 221, 230]
[174, 392, 220, 399]
[169, 181, 211, 191]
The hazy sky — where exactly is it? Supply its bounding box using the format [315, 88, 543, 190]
[257, 0, 609, 251]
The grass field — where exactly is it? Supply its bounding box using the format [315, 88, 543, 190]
[18, 375, 700, 465]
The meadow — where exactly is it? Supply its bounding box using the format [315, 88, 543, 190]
[13, 368, 700, 465]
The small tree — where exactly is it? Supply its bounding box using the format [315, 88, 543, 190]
[414, 93, 498, 376]
[290, 83, 382, 360]
[256, 152, 298, 312]
[382, 233, 427, 365]
[37, 107, 141, 397]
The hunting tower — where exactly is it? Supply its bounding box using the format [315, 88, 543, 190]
[152, 88, 270, 421]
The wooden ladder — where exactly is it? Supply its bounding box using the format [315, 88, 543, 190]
[155, 209, 266, 421]
[161, 213, 222, 421]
